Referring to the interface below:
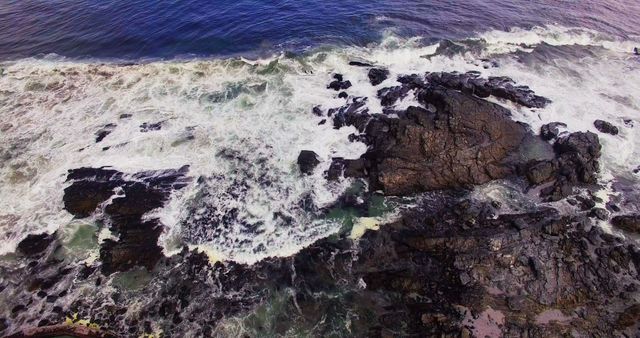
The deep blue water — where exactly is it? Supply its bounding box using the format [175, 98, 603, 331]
[0, 0, 639, 60]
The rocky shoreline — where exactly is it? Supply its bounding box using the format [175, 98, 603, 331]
[1, 64, 639, 337]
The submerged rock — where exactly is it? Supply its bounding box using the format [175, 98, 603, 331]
[94, 123, 116, 143]
[297, 150, 320, 175]
[139, 121, 163, 132]
[594, 119, 619, 135]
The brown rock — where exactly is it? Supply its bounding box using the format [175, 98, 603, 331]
[362, 88, 531, 195]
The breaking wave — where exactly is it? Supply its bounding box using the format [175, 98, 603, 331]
[0, 25, 639, 262]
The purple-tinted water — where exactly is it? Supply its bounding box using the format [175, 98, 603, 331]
[0, 0, 638, 60]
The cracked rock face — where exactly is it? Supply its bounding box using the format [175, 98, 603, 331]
[331, 80, 549, 195]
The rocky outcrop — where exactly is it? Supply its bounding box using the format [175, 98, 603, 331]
[333, 86, 537, 195]
[322, 71, 564, 195]
[594, 119, 619, 135]
[63, 166, 190, 274]
[4, 66, 636, 338]
[377, 85, 410, 106]
[297, 150, 320, 175]
[425, 72, 552, 108]
[341, 200, 640, 337]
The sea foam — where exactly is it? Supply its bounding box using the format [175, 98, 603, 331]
[1, 25, 638, 262]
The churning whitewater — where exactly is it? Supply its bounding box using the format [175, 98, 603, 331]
[1, 25, 639, 265]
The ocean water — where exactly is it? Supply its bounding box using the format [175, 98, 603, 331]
[1, 0, 638, 60]
[1, 1, 640, 263]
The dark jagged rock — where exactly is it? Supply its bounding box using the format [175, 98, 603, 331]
[16, 233, 55, 256]
[611, 214, 640, 234]
[594, 119, 619, 135]
[63, 168, 123, 218]
[524, 160, 556, 185]
[425, 72, 551, 108]
[325, 71, 556, 195]
[297, 151, 320, 175]
[576, 195, 597, 210]
[367, 68, 389, 86]
[377, 86, 409, 106]
[397, 74, 425, 89]
[327, 76, 352, 91]
[311, 105, 323, 116]
[553, 132, 601, 186]
[331, 97, 369, 129]
[63, 166, 190, 274]
[337, 91, 348, 99]
[524, 131, 601, 201]
[540, 122, 567, 141]
[95, 124, 116, 143]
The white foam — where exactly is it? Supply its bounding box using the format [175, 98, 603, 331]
[0, 56, 366, 259]
[478, 25, 639, 54]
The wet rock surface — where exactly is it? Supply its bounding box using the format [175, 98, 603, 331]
[540, 122, 567, 141]
[329, 73, 549, 195]
[424, 72, 552, 108]
[64, 166, 191, 274]
[524, 131, 601, 201]
[327, 74, 352, 91]
[16, 233, 55, 257]
[594, 119, 619, 135]
[297, 150, 320, 175]
[368, 68, 389, 86]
